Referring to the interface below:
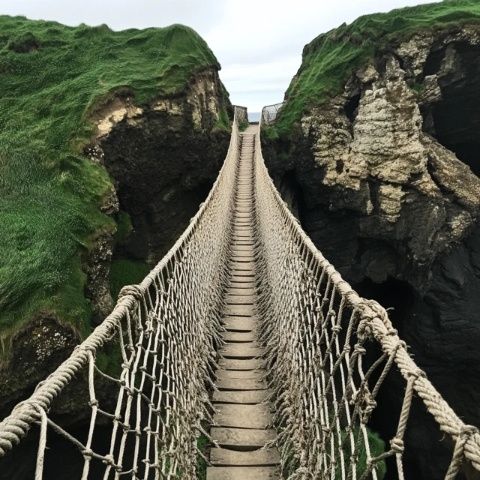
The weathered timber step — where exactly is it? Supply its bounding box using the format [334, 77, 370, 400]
[228, 281, 256, 288]
[216, 369, 263, 380]
[218, 357, 263, 371]
[211, 448, 280, 466]
[208, 132, 278, 480]
[216, 369, 266, 390]
[207, 466, 279, 480]
[211, 428, 276, 450]
[229, 276, 255, 283]
[225, 297, 255, 306]
[226, 288, 256, 296]
[213, 389, 268, 404]
[223, 317, 257, 331]
[214, 404, 272, 429]
[219, 343, 263, 359]
[224, 304, 255, 316]
[225, 297, 255, 305]
[216, 377, 266, 391]
[223, 331, 257, 342]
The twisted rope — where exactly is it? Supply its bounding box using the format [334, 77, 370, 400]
[1, 104, 479, 479]
[254, 107, 480, 478]
[0, 108, 246, 479]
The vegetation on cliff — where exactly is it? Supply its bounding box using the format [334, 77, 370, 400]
[276, 0, 480, 134]
[0, 16, 224, 352]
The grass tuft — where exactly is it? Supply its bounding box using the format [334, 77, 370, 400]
[276, 0, 480, 134]
[0, 16, 222, 353]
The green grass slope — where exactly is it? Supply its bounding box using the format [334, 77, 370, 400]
[0, 16, 222, 352]
[277, 0, 480, 134]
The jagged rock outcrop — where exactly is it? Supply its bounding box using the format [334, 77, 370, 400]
[265, 21, 480, 479]
[89, 68, 231, 266]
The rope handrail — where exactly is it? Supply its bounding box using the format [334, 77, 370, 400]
[254, 107, 480, 478]
[0, 107, 246, 478]
[0, 102, 478, 479]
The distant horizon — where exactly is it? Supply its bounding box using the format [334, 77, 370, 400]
[0, 0, 440, 111]
[248, 111, 261, 122]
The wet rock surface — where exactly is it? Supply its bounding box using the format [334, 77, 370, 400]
[0, 316, 79, 420]
[265, 25, 480, 479]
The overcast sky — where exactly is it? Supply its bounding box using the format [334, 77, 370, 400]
[0, 0, 440, 112]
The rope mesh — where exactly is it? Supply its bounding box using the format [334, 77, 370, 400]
[254, 109, 480, 479]
[261, 102, 283, 125]
[0, 110, 243, 479]
[0, 105, 479, 479]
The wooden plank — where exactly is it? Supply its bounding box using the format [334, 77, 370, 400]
[223, 317, 256, 331]
[206, 466, 279, 480]
[226, 287, 256, 296]
[216, 370, 263, 380]
[223, 331, 256, 342]
[218, 358, 263, 371]
[229, 254, 255, 260]
[224, 304, 255, 317]
[225, 295, 255, 305]
[230, 265, 255, 273]
[210, 448, 280, 466]
[210, 427, 276, 449]
[229, 260, 255, 267]
[213, 389, 268, 404]
[216, 377, 266, 391]
[220, 343, 263, 359]
[227, 279, 255, 286]
[214, 404, 272, 429]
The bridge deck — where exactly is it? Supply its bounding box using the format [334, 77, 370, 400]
[207, 129, 280, 480]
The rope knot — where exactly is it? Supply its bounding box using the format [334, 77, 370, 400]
[353, 344, 366, 356]
[390, 436, 405, 454]
[102, 454, 115, 465]
[352, 387, 377, 422]
[407, 368, 426, 380]
[459, 425, 479, 439]
[118, 284, 144, 301]
[82, 448, 93, 458]
[444, 424, 480, 478]
[356, 299, 389, 340]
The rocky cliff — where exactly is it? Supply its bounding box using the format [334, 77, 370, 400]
[0, 17, 231, 418]
[264, 2, 480, 478]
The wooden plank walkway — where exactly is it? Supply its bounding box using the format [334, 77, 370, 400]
[207, 129, 280, 480]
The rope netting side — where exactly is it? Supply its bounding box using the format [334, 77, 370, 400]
[0, 109, 244, 479]
[261, 102, 283, 125]
[254, 111, 480, 479]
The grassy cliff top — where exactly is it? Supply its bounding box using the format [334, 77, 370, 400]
[276, 0, 480, 134]
[0, 16, 221, 350]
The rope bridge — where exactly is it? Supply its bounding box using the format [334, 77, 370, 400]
[0, 106, 478, 479]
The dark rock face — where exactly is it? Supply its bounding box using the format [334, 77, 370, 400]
[94, 69, 231, 265]
[0, 68, 230, 426]
[265, 25, 480, 479]
[0, 315, 79, 420]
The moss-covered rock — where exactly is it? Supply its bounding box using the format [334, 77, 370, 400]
[276, 0, 480, 135]
[0, 16, 230, 411]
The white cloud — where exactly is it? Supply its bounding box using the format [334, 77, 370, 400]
[0, 0, 441, 111]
